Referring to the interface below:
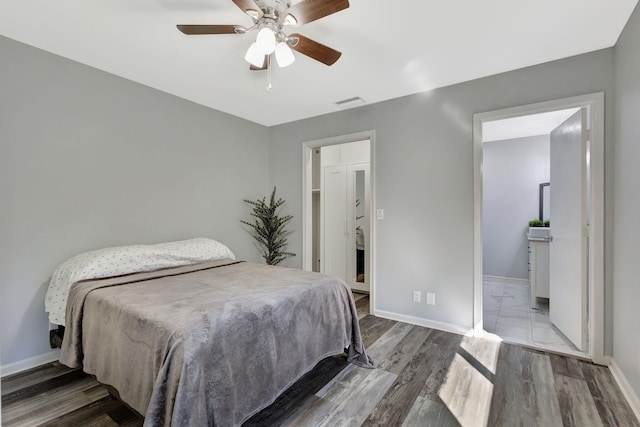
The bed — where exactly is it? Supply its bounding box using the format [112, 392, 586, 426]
[45, 238, 373, 426]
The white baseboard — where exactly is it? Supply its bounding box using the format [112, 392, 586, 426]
[1, 350, 60, 378]
[483, 275, 529, 286]
[609, 359, 640, 422]
[373, 309, 471, 336]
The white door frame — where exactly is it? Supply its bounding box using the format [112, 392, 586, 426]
[472, 92, 606, 364]
[302, 131, 376, 312]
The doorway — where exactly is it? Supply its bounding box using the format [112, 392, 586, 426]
[302, 131, 375, 311]
[481, 107, 584, 354]
[473, 93, 605, 363]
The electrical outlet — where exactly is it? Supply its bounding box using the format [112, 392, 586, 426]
[413, 290, 421, 303]
[426, 292, 436, 306]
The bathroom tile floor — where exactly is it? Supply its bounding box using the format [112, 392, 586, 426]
[483, 279, 579, 354]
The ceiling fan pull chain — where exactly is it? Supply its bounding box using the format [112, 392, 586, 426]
[267, 55, 273, 91]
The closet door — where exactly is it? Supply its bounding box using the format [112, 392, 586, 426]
[322, 164, 348, 282]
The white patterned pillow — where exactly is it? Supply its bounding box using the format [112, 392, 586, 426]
[45, 238, 235, 326]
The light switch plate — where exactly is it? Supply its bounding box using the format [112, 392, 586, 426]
[377, 209, 384, 220]
[413, 290, 421, 303]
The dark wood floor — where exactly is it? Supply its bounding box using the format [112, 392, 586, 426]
[2, 294, 638, 426]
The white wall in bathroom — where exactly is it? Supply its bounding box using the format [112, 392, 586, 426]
[483, 134, 550, 280]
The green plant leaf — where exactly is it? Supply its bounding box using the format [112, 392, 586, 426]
[241, 187, 296, 266]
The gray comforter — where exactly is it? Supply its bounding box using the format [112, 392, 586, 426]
[60, 259, 373, 426]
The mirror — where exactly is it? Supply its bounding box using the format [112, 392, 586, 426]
[539, 182, 550, 222]
[355, 170, 365, 283]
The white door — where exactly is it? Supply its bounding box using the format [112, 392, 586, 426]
[549, 108, 588, 351]
[322, 164, 348, 282]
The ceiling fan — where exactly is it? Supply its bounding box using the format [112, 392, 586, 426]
[177, 0, 349, 71]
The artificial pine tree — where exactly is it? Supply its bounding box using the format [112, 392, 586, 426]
[241, 187, 295, 265]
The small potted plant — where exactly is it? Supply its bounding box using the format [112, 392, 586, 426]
[528, 219, 550, 238]
[241, 187, 295, 266]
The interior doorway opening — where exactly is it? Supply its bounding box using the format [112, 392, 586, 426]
[473, 93, 605, 364]
[481, 107, 586, 355]
[302, 131, 375, 311]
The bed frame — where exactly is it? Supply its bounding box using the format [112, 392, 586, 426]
[49, 326, 65, 349]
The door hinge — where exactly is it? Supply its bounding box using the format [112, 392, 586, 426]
[586, 129, 591, 141]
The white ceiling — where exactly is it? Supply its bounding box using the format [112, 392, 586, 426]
[483, 108, 580, 142]
[1, 0, 637, 127]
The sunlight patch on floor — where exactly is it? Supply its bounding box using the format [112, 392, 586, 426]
[438, 352, 494, 427]
[461, 335, 502, 376]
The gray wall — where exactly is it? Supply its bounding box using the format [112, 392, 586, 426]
[613, 2, 640, 403]
[483, 135, 550, 280]
[0, 36, 270, 368]
[269, 48, 615, 341]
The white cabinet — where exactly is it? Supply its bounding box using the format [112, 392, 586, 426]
[528, 239, 550, 306]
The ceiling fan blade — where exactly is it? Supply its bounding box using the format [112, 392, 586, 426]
[232, 0, 263, 18]
[288, 33, 342, 66]
[177, 24, 241, 35]
[284, 0, 349, 25]
[249, 56, 268, 71]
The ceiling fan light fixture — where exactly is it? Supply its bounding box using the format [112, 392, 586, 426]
[245, 42, 265, 68]
[275, 42, 295, 67]
[256, 27, 276, 54]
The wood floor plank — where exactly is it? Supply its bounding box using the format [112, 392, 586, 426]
[436, 352, 494, 426]
[284, 365, 397, 427]
[488, 345, 563, 426]
[556, 373, 605, 427]
[107, 403, 144, 426]
[550, 353, 585, 380]
[487, 349, 522, 426]
[365, 321, 414, 362]
[528, 349, 564, 426]
[580, 362, 640, 427]
[352, 292, 365, 299]
[458, 335, 502, 376]
[376, 324, 433, 376]
[353, 293, 368, 303]
[38, 396, 124, 427]
[401, 395, 460, 427]
[356, 295, 370, 320]
[2, 375, 106, 426]
[324, 367, 397, 426]
[1, 368, 86, 404]
[358, 315, 397, 349]
[117, 417, 145, 427]
[362, 336, 456, 427]
[243, 355, 348, 426]
[279, 394, 338, 427]
[363, 328, 464, 426]
[1, 361, 72, 396]
[416, 330, 464, 402]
